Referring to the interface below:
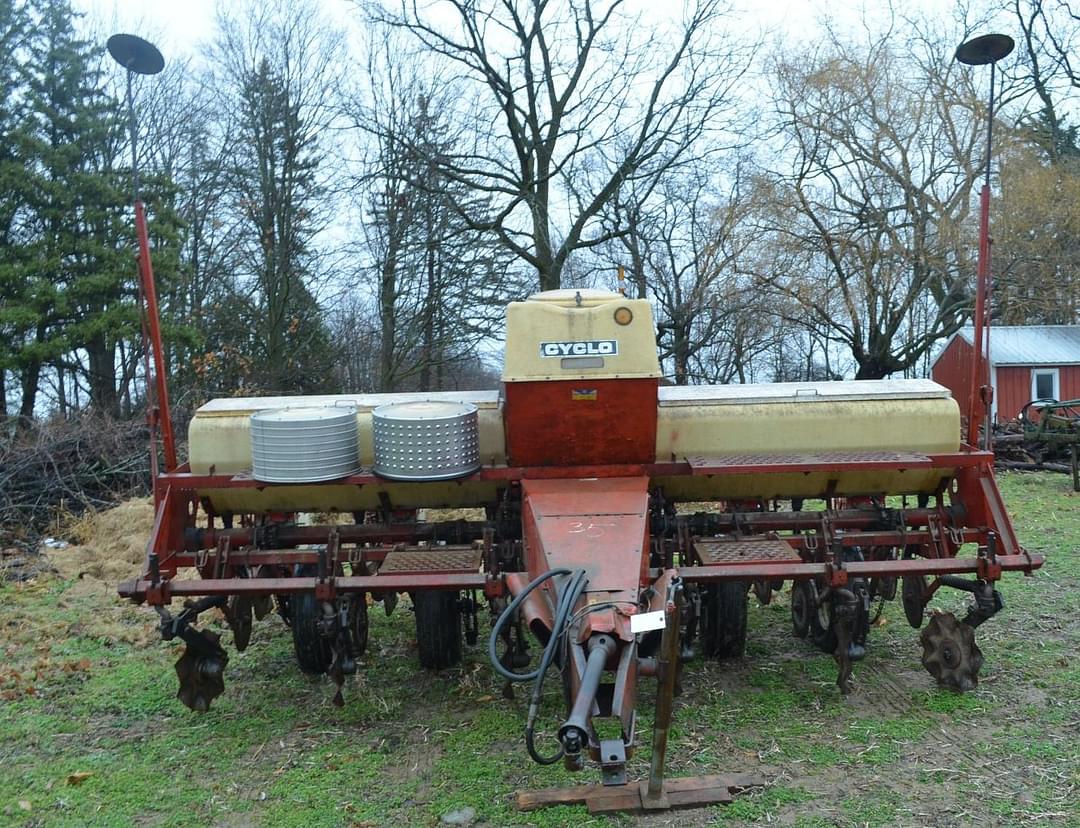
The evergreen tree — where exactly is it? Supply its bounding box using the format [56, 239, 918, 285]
[0, 0, 30, 417]
[13, 0, 130, 416]
[231, 56, 333, 393]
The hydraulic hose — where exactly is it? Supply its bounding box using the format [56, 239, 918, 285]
[489, 567, 589, 765]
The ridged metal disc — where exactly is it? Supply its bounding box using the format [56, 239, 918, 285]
[250, 407, 359, 483]
[372, 401, 480, 481]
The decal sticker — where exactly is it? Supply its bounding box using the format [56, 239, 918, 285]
[539, 340, 618, 358]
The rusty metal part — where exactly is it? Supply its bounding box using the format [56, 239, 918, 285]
[961, 580, 1004, 628]
[559, 635, 618, 771]
[643, 578, 685, 809]
[225, 595, 253, 651]
[752, 579, 773, 605]
[155, 597, 229, 712]
[512, 578, 751, 815]
[174, 629, 228, 712]
[186, 520, 489, 552]
[379, 544, 482, 574]
[677, 553, 1043, 585]
[119, 571, 496, 602]
[791, 580, 814, 638]
[831, 588, 858, 695]
[920, 612, 984, 692]
[902, 574, 928, 629]
[694, 537, 800, 565]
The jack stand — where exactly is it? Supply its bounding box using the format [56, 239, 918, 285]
[516, 578, 765, 814]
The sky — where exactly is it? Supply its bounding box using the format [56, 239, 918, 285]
[73, 0, 999, 65]
[67, 0, 1021, 380]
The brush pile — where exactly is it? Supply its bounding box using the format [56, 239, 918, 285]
[992, 419, 1077, 474]
[0, 414, 152, 564]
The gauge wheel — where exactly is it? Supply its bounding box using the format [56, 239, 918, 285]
[414, 590, 462, 669]
[701, 581, 748, 659]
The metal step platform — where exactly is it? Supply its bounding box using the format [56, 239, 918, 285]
[693, 536, 802, 565]
[378, 543, 483, 575]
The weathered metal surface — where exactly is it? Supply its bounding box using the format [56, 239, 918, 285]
[522, 477, 649, 594]
[379, 544, 482, 574]
[687, 451, 933, 470]
[679, 554, 1044, 584]
[695, 537, 802, 565]
[250, 407, 360, 483]
[951, 324, 1080, 365]
[920, 612, 984, 691]
[372, 400, 480, 481]
[505, 379, 659, 466]
[118, 571, 493, 601]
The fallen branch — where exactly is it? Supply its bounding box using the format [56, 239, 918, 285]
[995, 460, 1073, 474]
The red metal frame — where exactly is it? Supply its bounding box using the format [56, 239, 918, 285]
[118, 443, 1041, 605]
[135, 200, 177, 479]
[966, 183, 993, 447]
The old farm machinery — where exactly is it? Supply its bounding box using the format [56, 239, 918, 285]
[116, 286, 1044, 810]
[112, 31, 1044, 815]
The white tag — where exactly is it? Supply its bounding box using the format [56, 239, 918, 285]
[630, 610, 666, 634]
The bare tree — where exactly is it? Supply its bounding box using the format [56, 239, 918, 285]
[992, 137, 1080, 324]
[370, 0, 754, 291]
[750, 21, 986, 379]
[606, 162, 774, 384]
[1011, 0, 1080, 159]
[347, 30, 521, 392]
[209, 0, 343, 394]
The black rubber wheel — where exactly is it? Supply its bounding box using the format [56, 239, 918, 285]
[791, 580, 814, 639]
[809, 589, 838, 654]
[414, 590, 462, 669]
[701, 581, 748, 659]
[291, 591, 334, 675]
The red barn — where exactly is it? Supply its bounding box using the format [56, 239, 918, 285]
[932, 326, 1080, 423]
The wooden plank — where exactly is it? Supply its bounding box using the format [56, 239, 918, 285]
[516, 773, 766, 813]
[516, 784, 593, 811]
[667, 786, 734, 808]
[585, 787, 644, 814]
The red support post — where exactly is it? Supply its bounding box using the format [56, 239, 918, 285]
[966, 184, 992, 447]
[134, 199, 177, 472]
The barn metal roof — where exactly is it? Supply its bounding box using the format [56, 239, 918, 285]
[954, 325, 1080, 366]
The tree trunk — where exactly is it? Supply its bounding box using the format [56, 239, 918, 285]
[419, 241, 436, 392]
[19, 358, 41, 420]
[86, 333, 119, 416]
[54, 360, 67, 417]
[673, 319, 691, 385]
[18, 321, 46, 420]
[854, 359, 890, 380]
[379, 246, 398, 393]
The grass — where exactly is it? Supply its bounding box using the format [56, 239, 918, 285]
[1, 471, 1078, 827]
